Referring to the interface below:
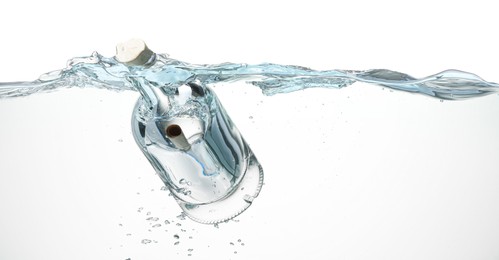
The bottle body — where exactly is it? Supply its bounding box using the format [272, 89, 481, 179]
[131, 82, 263, 224]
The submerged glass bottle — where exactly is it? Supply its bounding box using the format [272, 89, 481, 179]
[131, 78, 264, 224]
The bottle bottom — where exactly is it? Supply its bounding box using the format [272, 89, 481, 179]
[175, 152, 264, 224]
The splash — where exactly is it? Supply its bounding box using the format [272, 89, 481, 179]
[1, 47, 498, 224]
[1, 51, 498, 100]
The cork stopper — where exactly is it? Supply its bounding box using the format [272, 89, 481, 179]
[115, 38, 155, 66]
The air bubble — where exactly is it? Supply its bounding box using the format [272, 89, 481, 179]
[177, 213, 186, 220]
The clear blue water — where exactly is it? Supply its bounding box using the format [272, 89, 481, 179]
[1, 51, 497, 99]
[0, 51, 498, 225]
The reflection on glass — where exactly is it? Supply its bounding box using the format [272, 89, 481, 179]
[0, 39, 497, 223]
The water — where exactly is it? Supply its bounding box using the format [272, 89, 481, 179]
[128, 202, 250, 258]
[0, 50, 498, 225]
[141, 239, 152, 244]
[0, 51, 497, 100]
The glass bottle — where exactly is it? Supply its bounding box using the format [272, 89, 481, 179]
[131, 79, 263, 224]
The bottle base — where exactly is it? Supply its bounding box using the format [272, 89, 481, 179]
[176, 152, 264, 224]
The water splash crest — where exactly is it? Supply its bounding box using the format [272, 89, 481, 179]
[1, 51, 497, 100]
[1, 49, 498, 224]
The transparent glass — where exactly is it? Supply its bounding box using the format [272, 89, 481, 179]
[0, 45, 498, 226]
[131, 81, 263, 224]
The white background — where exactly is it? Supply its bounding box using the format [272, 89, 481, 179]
[1, 1, 499, 259]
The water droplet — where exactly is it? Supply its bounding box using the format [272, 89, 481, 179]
[249, 116, 253, 119]
[146, 217, 159, 221]
[137, 207, 143, 213]
[176, 223, 182, 227]
[213, 223, 219, 229]
[230, 242, 234, 246]
[241, 243, 245, 246]
[188, 249, 193, 252]
[141, 239, 152, 244]
[188, 254, 192, 257]
[146, 212, 151, 216]
[126, 233, 132, 236]
[164, 220, 171, 225]
[179, 188, 192, 196]
[118, 223, 123, 227]
[189, 236, 193, 239]
[238, 239, 241, 242]
[179, 178, 189, 185]
[440, 99, 444, 102]
[174, 241, 180, 246]
[174, 234, 180, 239]
[177, 213, 186, 220]
[234, 251, 238, 254]
[152, 224, 161, 228]
[160, 186, 167, 191]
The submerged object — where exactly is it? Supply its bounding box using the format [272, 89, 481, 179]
[131, 83, 263, 223]
[121, 40, 263, 223]
[1, 39, 498, 223]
